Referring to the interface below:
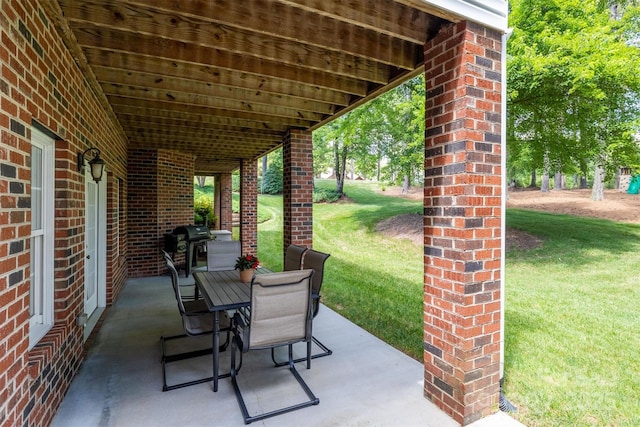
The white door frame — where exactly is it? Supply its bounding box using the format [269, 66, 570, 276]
[84, 169, 107, 336]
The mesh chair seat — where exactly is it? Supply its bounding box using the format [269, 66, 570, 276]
[183, 298, 209, 314]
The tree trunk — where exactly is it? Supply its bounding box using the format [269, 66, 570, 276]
[541, 173, 550, 192]
[196, 176, 206, 187]
[261, 156, 267, 193]
[580, 176, 588, 189]
[541, 152, 550, 192]
[591, 164, 605, 201]
[402, 175, 410, 194]
[334, 143, 347, 195]
[554, 172, 563, 190]
[529, 169, 537, 188]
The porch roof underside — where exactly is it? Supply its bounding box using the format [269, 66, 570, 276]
[45, 0, 507, 175]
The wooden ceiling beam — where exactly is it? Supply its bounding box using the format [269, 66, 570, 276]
[118, 115, 287, 137]
[61, 0, 418, 69]
[112, 105, 295, 131]
[89, 54, 351, 105]
[280, 0, 440, 43]
[84, 47, 367, 98]
[128, 131, 281, 146]
[129, 137, 277, 157]
[75, 27, 378, 89]
[121, 121, 284, 142]
[109, 101, 314, 129]
[67, 23, 392, 84]
[96, 69, 337, 114]
[103, 89, 325, 122]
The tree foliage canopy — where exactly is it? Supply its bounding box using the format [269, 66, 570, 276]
[313, 76, 425, 194]
[507, 0, 640, 189]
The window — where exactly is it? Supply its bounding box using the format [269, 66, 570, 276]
[29, 127, 55, 349]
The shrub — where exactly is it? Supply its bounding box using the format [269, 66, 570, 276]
[313, 188, 342, 203]
[261, 161, 283, 194]
[194, 196, 217, 226]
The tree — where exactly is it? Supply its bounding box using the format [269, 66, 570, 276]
[261, 149, 283, 194]
[508, 0, 640, 199]
[312, 75, 426, 194]
[376, 77, 425, 191]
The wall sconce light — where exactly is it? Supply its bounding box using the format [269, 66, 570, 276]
[78, 147, 106, 183]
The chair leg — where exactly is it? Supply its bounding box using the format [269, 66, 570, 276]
[233, 343, 319, 424]
[160, 330, 231, 392]
[271, 335, 332, 367]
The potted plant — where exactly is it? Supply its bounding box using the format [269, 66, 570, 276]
[235, 254, 259, 283]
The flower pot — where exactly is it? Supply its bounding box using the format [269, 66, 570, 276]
[239, 268, 255, 283]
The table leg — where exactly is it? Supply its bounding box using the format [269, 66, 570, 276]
[213, 310, 220, 392]
[185, 243, 192, 277]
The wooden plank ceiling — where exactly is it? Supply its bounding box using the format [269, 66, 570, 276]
[52, 0, 451, 174]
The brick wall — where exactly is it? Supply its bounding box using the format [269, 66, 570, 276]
[423, 21, 503, 425]
[0, 1, 129, 425]
[107, 177, 128, 304]
[282, 129, 313, 253]
[127, 149, 194, 277]
[217, 173, 234, 231]
[239, 160, 258, 255]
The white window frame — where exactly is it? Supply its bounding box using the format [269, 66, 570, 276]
[29, 127, 55, 349]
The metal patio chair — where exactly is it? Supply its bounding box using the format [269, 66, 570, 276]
[230, 269, 319, 424]
[162, 250, 199, 300]
[160, 257, 231, 391]
[283, 244, 308, 271]
[272, 248, 332, 366]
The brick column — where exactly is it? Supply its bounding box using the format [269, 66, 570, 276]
[282, 129, 313, 257]
[423, 21, 503, 425]
[217, 173, 233, 232]
[239, 160, 258, 255]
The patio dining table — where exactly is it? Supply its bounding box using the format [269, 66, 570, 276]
[193, 267, 270, 392]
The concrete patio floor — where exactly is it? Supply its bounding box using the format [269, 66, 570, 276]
[51, 273, 524, 427]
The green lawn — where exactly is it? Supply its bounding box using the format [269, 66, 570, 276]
[257, 180, 425, 358]
[200, 179, 640, 426]
[504, 209, 640, 426]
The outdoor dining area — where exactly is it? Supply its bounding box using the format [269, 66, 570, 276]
[49, 242, 520, 427]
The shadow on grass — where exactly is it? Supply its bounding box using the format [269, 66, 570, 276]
[507, 209, 640, 266]
[328, 183, 423, 231]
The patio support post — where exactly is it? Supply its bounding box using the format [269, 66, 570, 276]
[239, 159, 258, 255]
[217, 173, 234, 232]
[423, 21, 503, 425]
[282, 129, 313, 258]
[213, 174, 221, 230]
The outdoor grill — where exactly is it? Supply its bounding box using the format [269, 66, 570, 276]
[164, 225, 211, 277]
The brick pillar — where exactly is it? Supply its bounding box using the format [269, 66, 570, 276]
[217, 173, 233, 232]
[423, 21, 503, 425]
[282, 129, 313, 257]
[239, 160, 258, 255]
